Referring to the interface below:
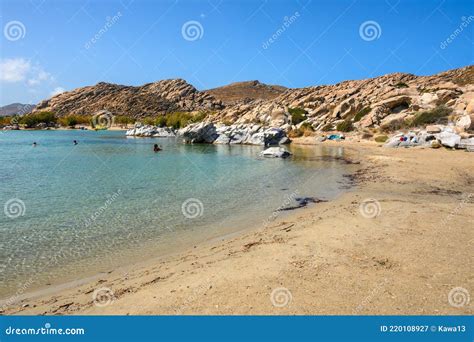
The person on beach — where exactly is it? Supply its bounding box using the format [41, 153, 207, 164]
[154, 144, 162, 152]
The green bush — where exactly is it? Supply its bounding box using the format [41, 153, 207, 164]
[381, 118, 407, 132]
[64, 116, 78, 127]
[288, 107, 307, 125]
[58, 115, 91, 127]
[139, 112, 209, 129]
[142, 117, 156, 125]
[336, 119, 353, 132]
[394, 82, 409, 88]
[189, 111, 207, 123]
[154, 116, 167, 127]
[0, 116, 10, 126]
[115, 115, 134, 126]
[322, 123, 333, 132]
[408, 106, 451, 127]
[353, 107, 371, 122]
[288, 122, 314, 138]
[19, 111, 56, 128]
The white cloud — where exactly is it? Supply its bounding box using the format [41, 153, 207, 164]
[0, 58, 31, 82]
[50, 87, 65, 96]
[0, 58, 53, 87]
[28, 69, 52, 86]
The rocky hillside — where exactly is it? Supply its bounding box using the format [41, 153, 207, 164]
[33, 79, 223, 118]
[212, 66, 474, 131]
[205, 80, 286, 104]
[31, 66, 473, 132]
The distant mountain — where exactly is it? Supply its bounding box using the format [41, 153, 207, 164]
[205, 80, 287, 104]
[0, 103, 35, 117]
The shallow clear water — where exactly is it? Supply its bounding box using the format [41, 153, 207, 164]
[0, 130, 352, 298]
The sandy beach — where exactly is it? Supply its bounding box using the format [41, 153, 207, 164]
[2, 140, 473, 316]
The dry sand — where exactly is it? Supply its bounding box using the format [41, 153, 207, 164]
[2, 140, 473, 315]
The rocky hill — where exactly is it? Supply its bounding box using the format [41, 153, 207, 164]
[31, 66, 473, 132]
[33, 79, 223, 118]
[212, 66, 473, 131]
[205, 80, 286, 104]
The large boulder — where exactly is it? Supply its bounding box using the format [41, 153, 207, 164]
[466, 99, 474, 115]
[212, 124, 289, 146]
[126, 124, 176, 137]
[437, 131, 461, 148]
[246, 127, 288, 146]
[456, 114, 474, 131]
[178, 122, 218, 143]
[260, 147, 292, 158]
[420, 93, 439, 108]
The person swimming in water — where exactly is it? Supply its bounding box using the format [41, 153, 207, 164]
[73, 140, 78, 145]
[153, 144, 162, 152]
[32, 142, 37, 147]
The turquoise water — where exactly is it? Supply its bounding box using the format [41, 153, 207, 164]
[0, 130, 352, 298]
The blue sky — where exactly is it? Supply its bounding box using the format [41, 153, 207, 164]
[0, 0, 473, 105]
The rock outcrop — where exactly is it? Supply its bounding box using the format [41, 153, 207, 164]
[177, 122, 219, 144]
[126, 124, 176, 137]
[33, 79, 223, 118]
[214, 124, 289, 145]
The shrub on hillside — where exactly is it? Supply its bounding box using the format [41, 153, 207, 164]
[115, 116, 134, 126]
[336, 119, 353, 132]
[58, 115, 91, 127]
[322, 123, 333, 131]
[408, 105, 451, 127]
[394, 82, 409, 88]
[353, 107, 371, 122]
[288, 107, 307, 125]
[288, 122, 314, 138]
[19, 111, 56, 128]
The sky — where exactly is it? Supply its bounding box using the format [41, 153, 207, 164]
[0, 0, 473, 105]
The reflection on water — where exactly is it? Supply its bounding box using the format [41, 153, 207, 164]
[0, 130, 354, 298]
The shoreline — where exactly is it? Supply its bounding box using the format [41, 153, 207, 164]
[2, 141, 473, 315]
